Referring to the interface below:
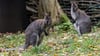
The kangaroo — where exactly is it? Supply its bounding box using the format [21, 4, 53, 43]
[0, 12, 52, 52]
[24, 12, 52, 49]
[71, 1, 92, 36]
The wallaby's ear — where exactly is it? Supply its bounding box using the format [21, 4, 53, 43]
[48, 12, 51, 16]
[47, 12, 51, 16]
[44, 12, 51, 17]
[43, 12, 51, 20]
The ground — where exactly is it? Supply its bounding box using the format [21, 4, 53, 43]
[0, 27, 100, 56]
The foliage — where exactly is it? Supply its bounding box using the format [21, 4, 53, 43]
[0, 27, 100, 56]
[55, 13, 75, 32]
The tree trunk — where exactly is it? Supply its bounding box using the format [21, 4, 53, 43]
[38, 0, 71, 25]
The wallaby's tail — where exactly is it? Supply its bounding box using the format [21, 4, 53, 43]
[0, 45, 24, 52]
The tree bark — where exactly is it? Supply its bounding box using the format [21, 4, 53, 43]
[38, 0, 71, 25]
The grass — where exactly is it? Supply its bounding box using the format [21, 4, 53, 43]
[0, 27, 100, 56]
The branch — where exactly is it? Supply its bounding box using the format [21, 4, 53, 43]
[91, 14, 100, 18]
[26, 6, 37, 13]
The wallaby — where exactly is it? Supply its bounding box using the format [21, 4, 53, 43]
[24, 12, 52, 49]
[0, 12, 52, 52]
[71, 1, 92, 36]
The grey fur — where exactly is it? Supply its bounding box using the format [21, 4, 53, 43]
[24, 13, 52, 49]
[71, 1, 92, 36]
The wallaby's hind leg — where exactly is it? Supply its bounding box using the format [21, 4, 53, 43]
[31, 33, 40, 47]
[37, 36, 43, 46]
[24, 43, 30, 50]
[24, 36, 30, 49]
[74, 23, 82, 36]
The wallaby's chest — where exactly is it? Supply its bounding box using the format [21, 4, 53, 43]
[71, 7, 77, 20]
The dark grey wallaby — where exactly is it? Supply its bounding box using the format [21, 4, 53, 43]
[71, 1, 92, 36]
[24, 12, 52, 49]
[0, 12, 52, 51]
